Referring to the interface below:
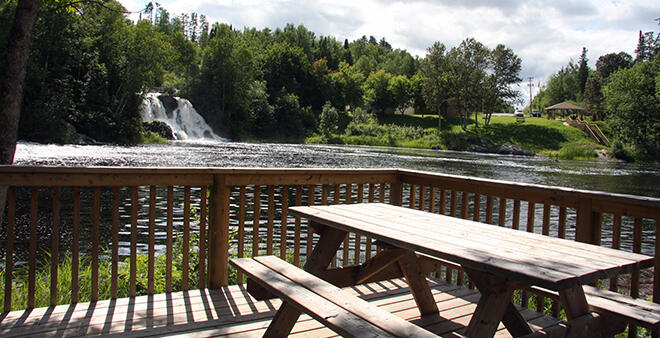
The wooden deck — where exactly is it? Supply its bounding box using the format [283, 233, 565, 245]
[0, 278, 562, 337]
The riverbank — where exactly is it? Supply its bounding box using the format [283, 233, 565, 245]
[306, 114, 609, 161]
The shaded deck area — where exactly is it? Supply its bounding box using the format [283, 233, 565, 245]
[0, 278, 562, 337]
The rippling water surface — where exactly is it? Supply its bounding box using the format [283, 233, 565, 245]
[14, 140, 660, 197]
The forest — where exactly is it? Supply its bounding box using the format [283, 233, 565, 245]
[0, 0, 521, 144]
[1, 0, 658, 160]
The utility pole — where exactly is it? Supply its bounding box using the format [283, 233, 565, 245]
[527, 77, 534, 113]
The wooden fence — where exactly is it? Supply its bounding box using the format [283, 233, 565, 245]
[0, 167, 658, 316]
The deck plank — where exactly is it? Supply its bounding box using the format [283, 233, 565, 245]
[0, 278, 562, 337]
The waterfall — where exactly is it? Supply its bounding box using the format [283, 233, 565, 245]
[139, 93, 225, 141]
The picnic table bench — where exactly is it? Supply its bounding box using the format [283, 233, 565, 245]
[230, 255, 437, 337]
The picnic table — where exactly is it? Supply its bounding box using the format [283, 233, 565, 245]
[288, 203, 655, 337]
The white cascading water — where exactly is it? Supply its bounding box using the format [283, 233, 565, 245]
[139, 92, 224, 141]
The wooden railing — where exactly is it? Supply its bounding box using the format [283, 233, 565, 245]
[0, 167, 658, 318]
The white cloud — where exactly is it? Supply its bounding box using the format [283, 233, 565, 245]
[118, 0, 659, 105]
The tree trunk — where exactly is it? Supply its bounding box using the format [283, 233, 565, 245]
[0, 0, 40, 164]
[0, 0, 41, 223]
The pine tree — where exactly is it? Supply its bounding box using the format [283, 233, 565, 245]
[577, 47, 589, 96]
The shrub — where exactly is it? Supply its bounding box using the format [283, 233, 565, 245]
[611, 140, 634, 162]
[319, 102, 350, 136]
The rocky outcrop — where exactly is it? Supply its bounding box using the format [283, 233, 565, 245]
[467, 138, 495, 153]
[494, 142, 533, 156]
[143, 121, 175, 140]
[432, 137, 533, 156]
[157, 95, 178, 119]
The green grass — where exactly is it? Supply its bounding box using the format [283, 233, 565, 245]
[139, 131, 169, 144]
[468, 116, 600, 156]
[0, 234, 203, 311]
[308, 113, 607, 161]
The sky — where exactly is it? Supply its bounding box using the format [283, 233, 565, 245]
[117, 0, 659, 105]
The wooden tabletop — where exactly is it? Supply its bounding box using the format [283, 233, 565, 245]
[289, 203, 654, 291]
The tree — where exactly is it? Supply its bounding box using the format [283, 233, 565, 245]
[191, 23, 256, 138]
[420, 42, 454, 130]
[583, 72, 604, 119]
[634, 30, 659, 63]
[0, 0, 40, 165]
[319, 101, 349, 136]
[331, 61, 364, 109]
[388, 75, 411, 114]
[449, 38, 491, 129]
[577, 47, 589, 97]
[409, 73, 426, 115]
[362, 69, 393, 115]
[485, 44, 521, 124]
[0, 0, 40, 228]
[584, 52, 633, 121]
[603, 57, 660, 160]
[543, 61, 580, 105]
[595, 52, 632, 79]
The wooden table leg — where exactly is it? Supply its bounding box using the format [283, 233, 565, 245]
[264, 302, 302, 338]
[303, 223, 348, 275]
[559, 285, 601, 337]
[398, 251, 439, 315]
[464, 268, 532, 337]
[559, 285, 589, 320]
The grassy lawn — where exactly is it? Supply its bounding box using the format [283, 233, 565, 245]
[308, 113, 605, 160]
[470, 116, 596, 151]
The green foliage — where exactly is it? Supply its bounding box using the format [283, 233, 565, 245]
[363, 69, 393, 115]
[388, 75, 412, 114]
[611, 140, 635, 162]
[604, 57, 660, 161]
[272, 93, 316, 140]
[0, 233, 203, 311]
[319, 102, 349, 136]
[555, 143, 598, 160]
[139, 131, 169, 144]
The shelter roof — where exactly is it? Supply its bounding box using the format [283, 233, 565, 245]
[545, 102, 584, 110]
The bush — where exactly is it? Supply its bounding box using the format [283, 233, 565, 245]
[611, 140, 634, 162]
[319, 102, 350, 136]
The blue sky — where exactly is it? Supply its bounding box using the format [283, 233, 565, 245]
[118, 0, 659, 104]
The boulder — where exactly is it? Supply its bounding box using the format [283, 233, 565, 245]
[468, 144, 491, 153]
[143, 121, 175, 140]
[158, 95, 179, 119]
[468, 138, 495, 153]
[77, 134, 101, 145]
[494, 142, 533, 156]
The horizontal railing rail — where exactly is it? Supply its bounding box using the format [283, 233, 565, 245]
[0, 166, 657, 333]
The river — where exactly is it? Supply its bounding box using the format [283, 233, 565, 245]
[8, 140, 660, 258]
[13, 140, 660, 198]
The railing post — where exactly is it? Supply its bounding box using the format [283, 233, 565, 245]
[390, 173, 403, 206]
[575, 199, 600, 244]
[208, 174, 230, 288]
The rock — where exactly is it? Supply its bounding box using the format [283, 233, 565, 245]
[158, 95, 179, 119]
[77, 133, 103, 145]
[143, 121, 175, 140]
[468, 144, 490, 153]
[494, 142, 533, 156]
[468, 138, 495, 153]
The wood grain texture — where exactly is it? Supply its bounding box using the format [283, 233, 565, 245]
[289, 203, 653, 291]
